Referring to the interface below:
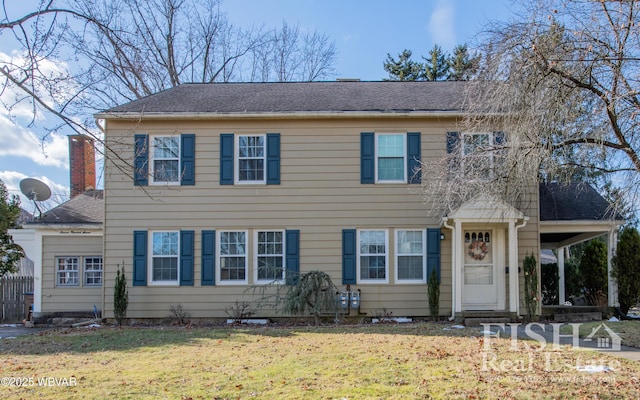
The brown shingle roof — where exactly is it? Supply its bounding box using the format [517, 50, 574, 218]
[101, 81, 468, 115]
[30, 190, 103, 225]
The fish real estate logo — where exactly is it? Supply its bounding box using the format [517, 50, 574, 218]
[480, 322, 622, 374]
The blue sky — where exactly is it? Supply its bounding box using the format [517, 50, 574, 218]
[0, 0, 514, 213]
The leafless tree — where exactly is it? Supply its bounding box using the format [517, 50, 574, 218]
[1, 0, 338, 194]
[246, 21, 337, 82]
[422, 0, 640, 218]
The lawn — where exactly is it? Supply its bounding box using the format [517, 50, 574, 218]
[1, 323, 639, 399]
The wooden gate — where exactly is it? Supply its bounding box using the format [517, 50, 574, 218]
[0, 276, 34, 323]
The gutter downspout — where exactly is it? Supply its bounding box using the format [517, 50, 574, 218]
[514, 217, 529, 317]
[441, 217, 456, 321]
[95, 117, 107, 321]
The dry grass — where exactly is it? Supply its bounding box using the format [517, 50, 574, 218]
[1, 323, 639, 399]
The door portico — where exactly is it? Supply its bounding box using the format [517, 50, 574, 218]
[442, 195, 529, 318]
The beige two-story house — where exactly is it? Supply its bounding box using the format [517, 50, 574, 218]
[92, 81, 553, 321]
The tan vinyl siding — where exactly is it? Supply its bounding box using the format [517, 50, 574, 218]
[41, 235, 103, 313]
[102, 116, 529, 318]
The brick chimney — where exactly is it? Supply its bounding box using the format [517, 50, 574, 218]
[68, 135, 96, 198]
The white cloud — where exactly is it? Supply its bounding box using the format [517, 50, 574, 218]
[428, 0, 456, 50]
[0, 115, 69, 168]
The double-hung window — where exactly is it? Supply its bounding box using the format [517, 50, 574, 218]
[237, 135, 265, 183]
[219, 231, 248, 284]
[84, 257, 103, 286]
[396, 230, 426, 283]
[150, 231, 179, 284]
[255, 230, 285, 283]
[361, 132, 421, 184]
[150, 136, 180, 184]
[376, 134, 406, 182]
[358, 230, 388, 283]
[56, 257, 79, 286]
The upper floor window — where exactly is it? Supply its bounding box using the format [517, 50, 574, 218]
[237, 135, 265, 183]
[447, 131, 504, 179]
[151, 136, 180, 184]
[376, 134, 406, 182]
[150, 231, 179, 285]
[361, 132, 421, 184]
[134, 134, 195, 186]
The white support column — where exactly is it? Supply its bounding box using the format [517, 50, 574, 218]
[608, 230, 619, 307]
[454, 220, 463, 314]
[508, 220, 518, 314]
[558, 246, 565, 305]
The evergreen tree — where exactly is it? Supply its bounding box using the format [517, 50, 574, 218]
[422, 44, 449, 81]
[383, 49, 423, 81]
[113, 263, 129, 326]
[0, 180, 24, 277]
[580, 240, 608, 304]
[447, 44, 480, 81]
[612, 227, 640, 314]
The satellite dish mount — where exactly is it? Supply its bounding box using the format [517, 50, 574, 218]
[19, 178, 51, 217]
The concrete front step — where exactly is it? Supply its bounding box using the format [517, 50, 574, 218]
[553, 312, 602, 322]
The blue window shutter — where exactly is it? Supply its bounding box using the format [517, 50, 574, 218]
[180, 230, 195, 286]
[342, 229, 357, 284]
[446, 132, 460, 154]
[285, 230, 300, 285]
[494, 131, 505, 146]
[407, 132, 421, 184]
[201, 230, 216, 286]
[181, 134, 195, 185]
[266, 133, 281, 185]
[134, 134, 148, 186]
[220, 133, 234, 185]
[361, 132, 375, 184]
[426, 228, 441, 282]
[133, 230, 147, 286]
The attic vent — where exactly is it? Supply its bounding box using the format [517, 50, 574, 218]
[336, 78, 360, 82]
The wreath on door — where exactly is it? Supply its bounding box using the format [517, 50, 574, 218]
[468, 241, 489, 260]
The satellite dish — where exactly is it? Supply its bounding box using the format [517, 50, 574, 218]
[20, 178, 51, 202]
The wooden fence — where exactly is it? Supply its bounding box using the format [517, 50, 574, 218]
[0, 276, 34, 323]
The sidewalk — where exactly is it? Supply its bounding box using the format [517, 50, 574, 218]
[0, 323, 49, 339]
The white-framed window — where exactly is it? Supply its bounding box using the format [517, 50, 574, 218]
[395, 230, 426, 283]
[56, 257, 79, 286]
[84, 257, 103, 286]
[218, 230, 248, 284]
[357, 230, 389, 283]
[462, 132, 499, 179]
[150, 135, 180, 184]
[236, 135, 265, 184]
[149, 231, 179, 285]
[255, 230, 285, 283]
[376, 134, 406, 182]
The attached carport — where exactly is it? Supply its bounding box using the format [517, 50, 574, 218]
[539, 182, 625, 307]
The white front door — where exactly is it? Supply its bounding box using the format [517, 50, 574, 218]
[462, 229, 504, 310]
